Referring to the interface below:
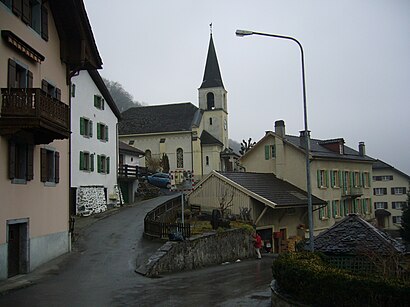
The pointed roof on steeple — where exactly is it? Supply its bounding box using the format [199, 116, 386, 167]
[200, 34, 224, 89]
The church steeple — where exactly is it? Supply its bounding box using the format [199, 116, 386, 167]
[200, 34, 224, 89]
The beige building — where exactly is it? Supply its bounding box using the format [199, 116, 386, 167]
[372, 159, 410, 231]
[0, 0, 101, 279]
[239, 120, 375, 236]
[119, 34, 238, 182]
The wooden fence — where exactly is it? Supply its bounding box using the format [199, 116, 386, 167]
[144, 194, 191, 239]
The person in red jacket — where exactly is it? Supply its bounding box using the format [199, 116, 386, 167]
[252, 232, 262, 259]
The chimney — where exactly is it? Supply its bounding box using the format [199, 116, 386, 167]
[359, 142, 366, 156]
[299, 130, 311, 149]
[275, 120, 285, 138]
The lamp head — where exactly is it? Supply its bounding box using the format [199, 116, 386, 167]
[235, 30, 253, 37]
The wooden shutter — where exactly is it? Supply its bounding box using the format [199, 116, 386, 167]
[106, 157, 110, 174]
[40, 148, 47, 182]
[8, 59, 16, 88]
[90, 154, 94, 172]
[105, 126, 108, 141]
[22, 0, 30, 24]
[89, 120, 93, 137]
[264, 145, 269, 160]
[54, 151, 59, 183]
[56, 88, 61, 101]
[41, 5, 48, 41]
[26, 144, 34, 181]
[80, 118, 85, 135]
[12, 0, 22, 16]
[94, 95, 98, 107]
[27, 70, 33, 88]
[8, 142, 16, 179]
[97, 123, 101, 140]
[42, 79, 48, 93]
[79, 151, 84, 170]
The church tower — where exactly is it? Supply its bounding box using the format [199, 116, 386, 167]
[198, 33, 229, 149]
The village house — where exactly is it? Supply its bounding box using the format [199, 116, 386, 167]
[0, 0, 101, 279]
[372, 159, 410, 232]
[239, 120, 375, 237]
[70, 69, 122, 216]
[118, 33, 239, 182]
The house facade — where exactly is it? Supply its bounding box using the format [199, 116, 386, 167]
[119, 34, 238, 182]
[240, 120, 375, 236]
[71, 69, 121, 215]
[0, 0, 101, 279]
[372, 159, 410, 231]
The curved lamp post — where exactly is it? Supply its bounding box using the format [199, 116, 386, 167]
[236, 29, 314, 251]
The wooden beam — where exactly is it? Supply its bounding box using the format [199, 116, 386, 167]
[255, 206, 268, 225]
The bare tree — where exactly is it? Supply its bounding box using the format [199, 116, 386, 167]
[146, 155, 162, 173]
[239, 138, 256, 155]
[218, 187, 234, 218]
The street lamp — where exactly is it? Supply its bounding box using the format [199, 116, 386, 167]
[236, 29, 314, 251]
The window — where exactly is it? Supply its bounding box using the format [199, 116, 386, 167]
[264, 145, 275, 160]
[373, 175, 393, 181]
[342, 171, 350, 189]
[362, 172, 370, 188]
[206, 156, 209, 166]
[8, 141, 34, 182]
[353, 171, 361, 187]
[97, 155, 110, 174]
[330, 170, 340, 188]
[209, 118, 213, 125]
[332, 200, 341, 218]
[8, 59, 32, 88]
[41, 79, 61, 100]
[79, 151, 94, 172]
[361, 198, 371, 214]
[177, 148, 183, 168]
[393, 216, 402, 224]
[374, 202, 388, 210]
[319, 202, 331, 220]
[94, 95, 104, 110]
[97, 123, 108, 141]
[206, 92, 215, 110]
[373, 188, 387, 196]
[40, 148, 59, 184]
[317, 170, 328, 188]
[391, 187, 406, 195]
[80, 117, 93, 138]
[392, 202, 406, 210]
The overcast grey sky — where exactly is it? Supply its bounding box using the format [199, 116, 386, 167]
[84, 0, 410, 175]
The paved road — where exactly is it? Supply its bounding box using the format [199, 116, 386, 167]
[0, 195, 274, 306]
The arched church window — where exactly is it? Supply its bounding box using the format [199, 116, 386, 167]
[177, 148, 183, 168]
[207, 92, 215, 110]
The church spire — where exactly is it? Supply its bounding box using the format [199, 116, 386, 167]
[200, 32, 224, 89]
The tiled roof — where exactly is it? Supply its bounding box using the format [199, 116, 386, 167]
[119, 103, 201, 135]
[313, 214, 405, 255]
[200, 130, 223, 146]
[373, 159, 410, 180]
[219, 172, 326, 207]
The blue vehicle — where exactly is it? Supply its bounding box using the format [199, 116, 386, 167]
[147, 172, 171, 189]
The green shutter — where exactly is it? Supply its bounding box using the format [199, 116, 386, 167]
[330, 171, 335, 187]
[79, 151, 84, 170]
[319, 206, 324, 220]
[264, 145, 269, 160]
[97, 123, 101, 140]
[90, 154, 94, 172]
[332, 201, 337, 217]
[80, 118, 85, 135]
[106, 157, 110, 174]
[97, 155, 101, 173]
[339, 171, 343, 188]
[350, 171, 354, 187]
[105, 126, 109, 141]
[340, 200, 344, 217]
[325, 170, 329, 187]
[89, 120, 93, 137]
[327, 202, 331, 218]
[360, 172, 364, 187]
[345, 200, 349, 215]
[354, 199, 358, 213]
[94, 95, 98, 107]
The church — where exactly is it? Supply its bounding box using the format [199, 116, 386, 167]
[118, 33, 239, 181]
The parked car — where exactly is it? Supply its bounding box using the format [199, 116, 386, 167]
[147, 172, 171, 189]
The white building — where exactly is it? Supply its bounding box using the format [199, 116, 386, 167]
[71, 69, 121, 215]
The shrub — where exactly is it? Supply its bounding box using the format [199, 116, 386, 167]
[272, 252, 410, 307]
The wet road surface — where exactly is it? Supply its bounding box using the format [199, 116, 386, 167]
[0, 195, 273, 306]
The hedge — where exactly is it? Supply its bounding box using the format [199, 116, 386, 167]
[272, 252, 410, 307]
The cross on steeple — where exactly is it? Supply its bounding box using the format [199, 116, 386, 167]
[209, 23, 213, 35]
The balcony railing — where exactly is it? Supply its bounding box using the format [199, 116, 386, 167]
[341, 186, 363, 198]
[0, 88, 69, 143]
[118, 165, 148, 179]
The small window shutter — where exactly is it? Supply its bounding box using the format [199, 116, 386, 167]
[8, 59, 16, 88]
[319, 206, 323, 219]
[27, 70, 33, 88]
[325, 170, 329, 187]
[80, 118, 85, 135]
[12, 0, 22, 16]
[79, 151, 84, 170]
[353, 199, 358, 213]
[42, 79, 48, 93]
[97, 155, 101, 173]
[106, 157, 110, 174]
[40, 148, 47, 182]
[349, 172, 354, 187]
[94, 95, 98, 107]
[332, 201, 337, 217]
[97, 123, 101, 140]
[330, 171, 334, 187]
[340, 201, 345, 216]
[26, 144, 34, 181]
[102, 98, 105, 110]
[54, 151, 59, 183]
[339, 171, 343, 188]
[327, 202, 331, 218]
[89, 120, 93, 137]
[41, 5, 48, 41]
[22, 0, 30, 24]
[8, 142, 16, 179]
[264, 145, 269, 160]
[105, 126, 108, 141]
[56, 88, 61, 101]
[90, 154, 94, 172]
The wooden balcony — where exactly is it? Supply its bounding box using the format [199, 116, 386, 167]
[118, 165, 148, 180]
[0, 88, 69, 144]
[341, 186, 363, 198]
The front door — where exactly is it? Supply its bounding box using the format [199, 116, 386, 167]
[8, 223, 20, 277]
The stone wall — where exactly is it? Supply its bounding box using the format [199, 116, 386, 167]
[137, 229, 254, 277]
[76, 186, 107, 216]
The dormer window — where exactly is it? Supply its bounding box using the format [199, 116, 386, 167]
[206, 92, 215, 110]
